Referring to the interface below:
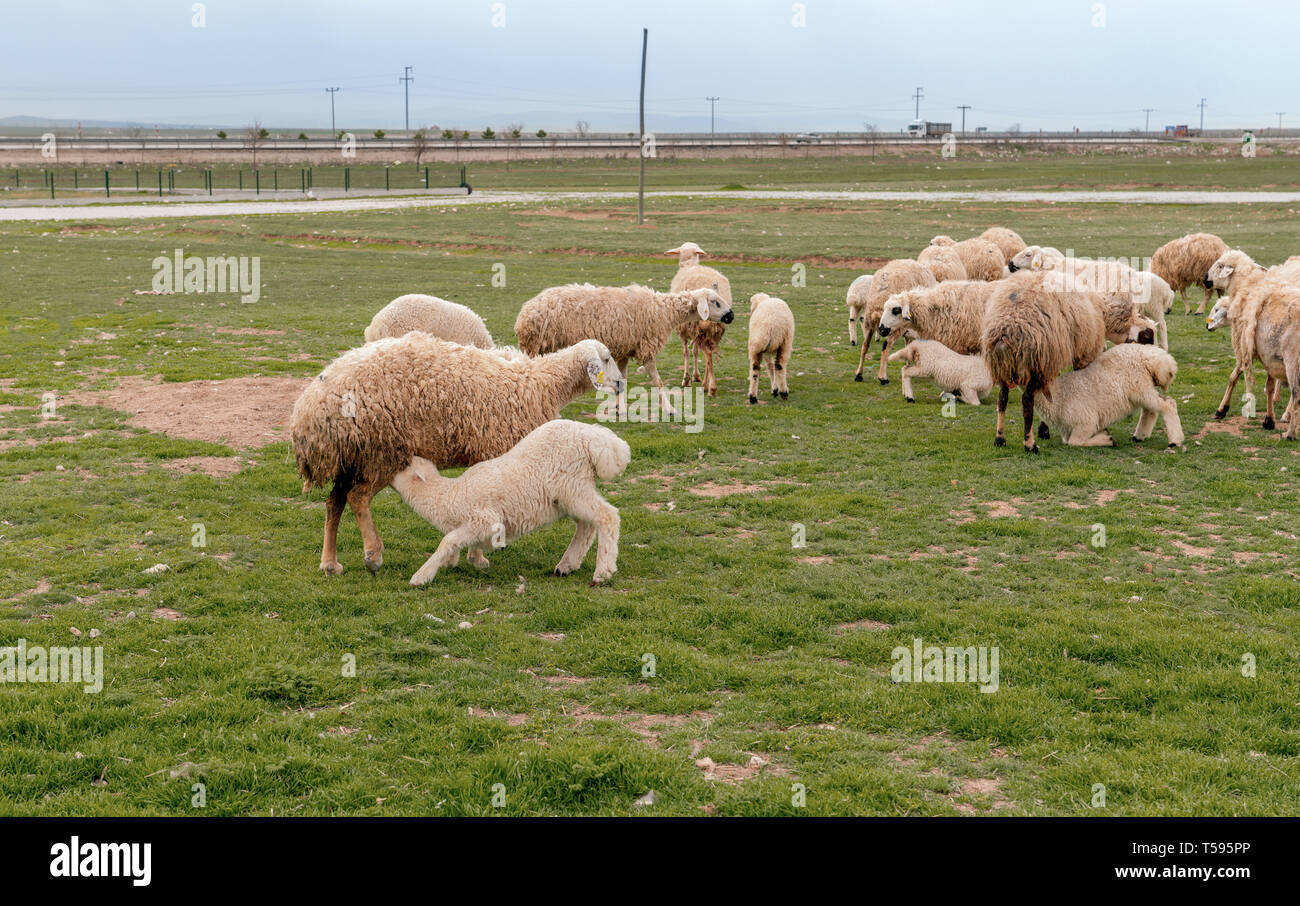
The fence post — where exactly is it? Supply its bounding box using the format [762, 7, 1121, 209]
[256, 170, 260, 195]
[158, 171, 162, 197]
[49, 169, 54, 199]
[301, 168, 305, 193]
[74, 170, 78, 189]
[105, 170, 110, 198]
[135, 170, 139, 191]
[239, 170, 243, 191]
[345, 167, 350, 191]
[426, 166, 430, 188]
[385, 166, 389, 191]
[273, 169, 278, 192]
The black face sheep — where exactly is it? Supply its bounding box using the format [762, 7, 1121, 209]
[1151, 232, 1229, 315]
[980, 274, 1106, 453]
[514, 283, 732, 413]
[390, 420, 630, 586]
[853, 259, 937, 383]
[666, 242, 731, 397]
[747, 293, 795, 403]
[363, 293, 496, 347]
[290, 335, 624, 576]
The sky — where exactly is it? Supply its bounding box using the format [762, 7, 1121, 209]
[2, 0, 1297, 133]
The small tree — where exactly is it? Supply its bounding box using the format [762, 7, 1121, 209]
[536, 129, 547, 138]
[217, 130, 227, 139]
[373, 129, 386, 139]
[245, 120, 266, 170]
[441, 128, 454, 140]
[574, 120, 590, 137]
[481, 127, 496, 140]
[411, 130, 428, 167]
[505, 122, 523, 140]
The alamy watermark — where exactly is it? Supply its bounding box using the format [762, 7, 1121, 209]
[151, 248, 261, 303]
[595, 386, 705, 433]
[891, 637, 999, 693]
[1, 639, 103, 693]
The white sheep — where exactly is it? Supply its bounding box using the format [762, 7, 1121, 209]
[1034, 343, 1184, 448]
[364, 294, 496, 347]
[667, 242, 731, 396]
[888, 339, 991, 405]
[747, 293, 795, 403]
[846, 274, 873, 346]
[391, 419, 630, 586]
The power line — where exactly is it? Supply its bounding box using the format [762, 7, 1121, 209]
[1142, 107, 1153, 132]
[957, 104, 970, 134]
[326, 87, 339, 134]
[706, 96, 719, 137]
[912, 86, 924, 121]
[400, 66, 414, 131]
[1198, 97, 1207, 132]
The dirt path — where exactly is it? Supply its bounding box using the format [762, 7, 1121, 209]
[3, 188, 1300, 222]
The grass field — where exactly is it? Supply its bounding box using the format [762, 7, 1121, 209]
[1, 155, 1298, 815]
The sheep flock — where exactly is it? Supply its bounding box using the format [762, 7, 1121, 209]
[290, 226, 1293, 583]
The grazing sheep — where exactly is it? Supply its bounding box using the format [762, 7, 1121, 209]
[1034, 344, 1184, 448]
[876, 280, 1002, 355]
[363, 293, 496, 347]
[290, 335, 625, 576]
[889, 339, 992, 405]
[853, 259, 937, 383]
[846, 274, 873, 345]
[1007, 245, 1066, 273]
[515, 283, 733, 412]
[1033, 270, 1157, 346]
[981, 274, 1106, 453]
[917, 244, 969, 282]
[1151, 232, 1229, 315]
[979, 227, 1028, 265]
[747, 293, 795, 403]
[390, 420, 630, 586]
[929, 235, 1006, 281]
[666, 242, 731, 397]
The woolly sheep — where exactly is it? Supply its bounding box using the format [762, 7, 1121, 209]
[1033, 344, 1184, 448]
[1007, 246, 1065, 272]
[363, 293, 495, 347]
[846, 274, 873, 345]
[876, 280, 1002, 355]
[290, 335, 625, 575]
[979, 227, 1028, 265]
[981, 274, 1106, 453]
[928, 235, 1006, 281]
[1151, 232, 1228, 315]
[515, 283, 733, 412]
[853, 259, 937, 383]
[747, 293, 795, 403]
[667, 242, 731, 397]
[390, 420, 630, 586]
[888, 339, 991, 405]
[1032, 270, 1157, 347]
[917, 244, 969, 282]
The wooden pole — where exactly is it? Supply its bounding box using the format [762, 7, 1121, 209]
[637, 27, 647, 225]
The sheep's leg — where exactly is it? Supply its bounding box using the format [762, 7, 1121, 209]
[616, 358, 630, 418]
[901, 366, 916, 403]
[848, 309, 858, 346]
[346, 483, 384, 573]
[1199, 284, 1216, 314]
[1132, 407, 1159, 442]
[748, 355, 762, 404]
[767, 357, 778, 397]
[777, 348, 791, 399]
[1262, 376, 1279, 430]
[994, 385, 1009, 447]
[1159, 396, 1185, 446]
[692, 341, 702, 383]
[554, 520, 597, 576]
[643, 358, 677, 416]
[1021, 381, 1040, 453]
[410, 525, 479, 586]
[1281, 360, 1300, 440]
[680, 337, 692, 387]
[1067, 430, 1117, 447]
[1157, 316, 1169, 351]
[1214, 360, 1245, 419]
[1180, 287, 1191, 315]
[467, 548, 490, 569]
[876, 333, 896, 384]
[853, 329, 872, 381]
[319, 479, 351, 576]
[703, 346, 717, 397]
[591, 502, 621, 584]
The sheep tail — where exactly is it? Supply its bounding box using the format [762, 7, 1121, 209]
[587, 427, 632, 479]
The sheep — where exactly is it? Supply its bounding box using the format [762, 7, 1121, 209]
[917, 244, 969, 283]
[390, 420, 630, 586]
[853, 259, 937, 383]
[363, 293, 496, 347]
[747, 293, 795, 403]
[1151, 232, 1229, 315]
[290, 335, 625, 576]
[515, 283, 733, 413]
[846, 274, 873, 345]
[1033, 344, 1184, 448]
[888, 339, 992, 405]
[1007, 245, 1065, 272]
[876, 280, 1002, 355]
[1032, 270, 1157, 346]
[981, 274, 1106, 453]
[928, 235, 1006, 281]
[979, 227, 1028, 265]
[666, 242, 731, 397]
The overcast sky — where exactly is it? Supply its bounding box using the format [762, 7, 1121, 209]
[3, 0, 1297, 132]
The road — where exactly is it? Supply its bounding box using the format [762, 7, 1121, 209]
[3, 188, 1300, 222]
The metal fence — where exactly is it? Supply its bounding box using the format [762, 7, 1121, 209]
[2, 165, 471, 198]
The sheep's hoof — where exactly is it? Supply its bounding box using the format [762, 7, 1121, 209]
[1024, 443, 1039, 454]
[1214, 406, 1229, 420]
[1132, 435, 1143, 443]
[553, 567, 571, 577]
[772, 389, 779, 398]
[364, 553, 382, 574]
[748, 395, 758, 404]
[905, 397, 915, 404]
[1262, 417, 1275, 430]
[878, 378, 889, 386]
[854, 373, 864, 382]
[780, 391, 788, 400]
[1037, 422, 1050, 440]
[1168, 442, 1180, 449]
[994, 436, 1006, 448]
[850, 340, 856, 346]
[320, 561, 344, 576]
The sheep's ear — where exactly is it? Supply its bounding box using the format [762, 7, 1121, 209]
[1219, 264, 1233, 278]
[697, 295, 710, 321]
[586, 357, 604, 386]
[901, 302, 911, 321]
[665, 246, 682, 255]
[1031, 252, 1043, 269]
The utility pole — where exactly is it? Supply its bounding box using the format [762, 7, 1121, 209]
[401, 66, 414, 132]
[326, 87, 340, 135]
[1277, 112, 1286, 132]
[1142, 107, 1153, 133]
[707, 96, 719, 138]
[957, 104, 970, 134]
[637, 28, 647, 225]
[1198, 97, 1207, 133]
[912, 87, 924, 121]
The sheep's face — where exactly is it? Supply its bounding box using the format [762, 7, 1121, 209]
[391, 456, 435, 499]
[693, 288, 734, 323]
[877, 295, 912, 337]
[930, 235, 955, 247]
[1008, 247, 1042, 273]
[1206, 256, 1235, 291]
[666, 242, 705, 266]
[1206, 300, 1230, 331]
[582, 341, 625, 395]
[1127, 316, 1157, 345]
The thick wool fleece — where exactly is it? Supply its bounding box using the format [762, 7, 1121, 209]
[1035, 343, 1184, 447]
[363, 293, 495, 347]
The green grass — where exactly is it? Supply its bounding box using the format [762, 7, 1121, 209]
[1, 185, 1298, 816]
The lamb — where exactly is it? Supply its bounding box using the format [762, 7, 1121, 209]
[888, 339, 991, 405]
[917, 244, 969, 282]
[853, 259, 937, 383]
[747, 293, 795, 403]
[979, 227, 1028, 265]
[515, 283, 732, 412]
[876, 280, 1002, 355]
[981, 274, 1106, 453]
[1151, 232, 1229, 315]
[846, 274, 873, 345]
[290, 335, 625, 576]
[928, 235, 1006, 281]
[666, 242, 731, 397]
[363, 293, 496, 347]
[1033, 344, 1184, 448]
[1007, 246, 1065, 272]
[390, 420, 630, 586]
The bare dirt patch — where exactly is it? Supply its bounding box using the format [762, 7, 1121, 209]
[1095, 488, 1135, 506]
[796, 555, 834, 565]
[71, 375, 308, 449]
[1193, 417, 1248, 439]
[834, 618, 891, 635]
[4, 578, 51, 603]
[694, 753, 787, 784]
[161, 456, 244, 478]
[468, 706, 528, 726]
[982, 499, 1022, 518]
[689, 481, 762, 497]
